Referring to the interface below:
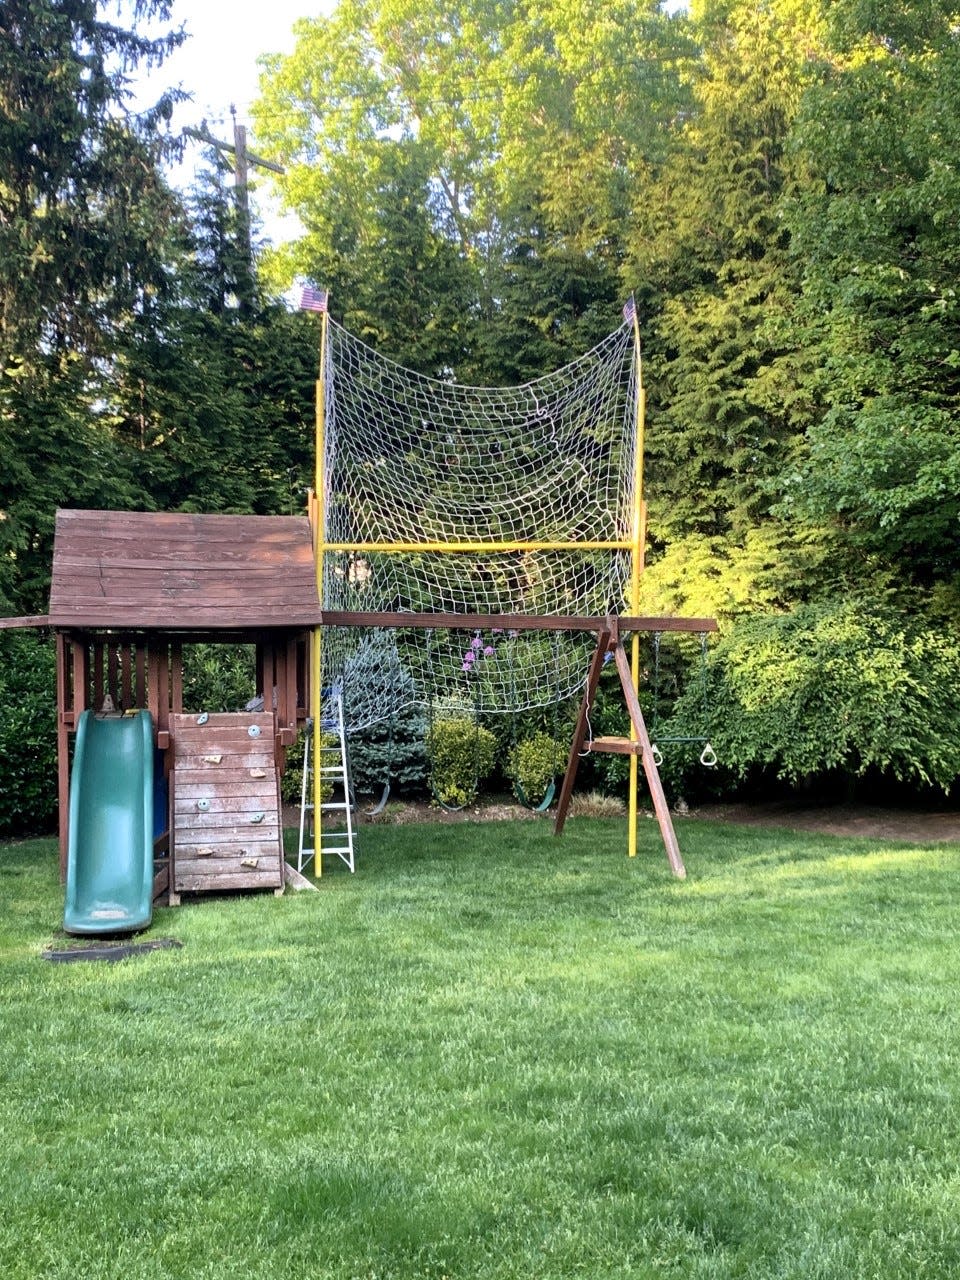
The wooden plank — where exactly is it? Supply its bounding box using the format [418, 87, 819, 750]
[152, 863, 170, 899]
[174, 834, 281, 855]
[284, 638, 299, 736]
[589, 735, 642, 755]
[72, 642, 89, 718]
[56, 634, 70, 877]
[611, 641, 686, 880]
[174, 789, 278, 811]
[321, 610, 718, 634]
[173, 794, 279, 816]
[120, 645, 133, 709]
[49, 608, 324, 630]
[172, 742, 275, 760]
[173, 825, 281, 845]
[172, 711, 272, 730]
[175, 852, 281, 874]
[147, 644, 161, 733]
[174, 869, 282, 892]
[157, 645, 170, 731]
[173, 767, 275, 786]
[0, 615, 50, 629]
[553, 629, 611, 837]
[55, 508, 311, 538]
[54, 557, 311, 574]
[134, 644, 147, 706]
[171, 643, 183, 716]
[284, 861, 318, 892]
[175, 752, 276, 773]
[107, 645, 119, 705]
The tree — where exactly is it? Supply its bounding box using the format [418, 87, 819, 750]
[0, 0, 186, 613]
[777, 1, 960, 588]
[252, 0, 690, 376]
[632, 0, 826, 544]
[0, 0, 185, 371]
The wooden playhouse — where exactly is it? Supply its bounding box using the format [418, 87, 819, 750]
[47, 508, 322, 902]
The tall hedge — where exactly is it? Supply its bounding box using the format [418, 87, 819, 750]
[0, 631, 58, 837]
[665, 601, 960, 792]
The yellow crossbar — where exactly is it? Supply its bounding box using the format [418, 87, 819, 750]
[321, 540, 631, 554]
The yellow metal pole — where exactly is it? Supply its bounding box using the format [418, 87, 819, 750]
[628, 301, 645, 859]
[312, 306, 329, 878]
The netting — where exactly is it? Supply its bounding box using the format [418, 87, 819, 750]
[319, 317, 640, 731]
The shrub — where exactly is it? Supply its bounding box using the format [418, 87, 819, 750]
[0, 631, 57, 836]
[343, 637, 428, 797]
[666, 599, 960, 791]
[280, 727, 335, 807]
[346, 703, 428, 798]
[181, 643, 256, 713]
[508, 731, 565, 805]
[426, 716, 496, 807]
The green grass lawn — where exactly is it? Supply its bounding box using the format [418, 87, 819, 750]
[3, 817, 960, 1279]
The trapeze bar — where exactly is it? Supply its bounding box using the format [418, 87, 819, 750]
[320, 610, 718, 634]
[320, 540, 631, 554]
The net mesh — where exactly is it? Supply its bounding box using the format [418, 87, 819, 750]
[320, 318, 639, 730]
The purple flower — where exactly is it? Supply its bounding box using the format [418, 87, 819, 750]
[483, 646, 495, 657]
[470, 637, 483, 651]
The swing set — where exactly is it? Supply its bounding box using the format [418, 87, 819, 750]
[303, 290, 717, 878]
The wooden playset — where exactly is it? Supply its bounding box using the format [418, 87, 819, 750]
[0, 298, 716, 931]
[46, 508, 321, 901]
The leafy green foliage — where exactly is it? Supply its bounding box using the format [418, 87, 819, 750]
[0, 0, 185, 372]
[0, 632, 56, 836]
[507, 730, 565, 805]
[426, 716, 496, 807]
[253, 0, 689, 377]
[670, 600, 960, 790]
[279, 728, 335, 807]
[347, 706, 428, 800]
[180, 645, 256, 715]
[779, 17, 960, 581]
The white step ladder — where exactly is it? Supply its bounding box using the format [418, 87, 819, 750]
[297, 692, 356, 874]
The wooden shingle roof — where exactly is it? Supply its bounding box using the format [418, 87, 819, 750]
[48, 509, 322, 631]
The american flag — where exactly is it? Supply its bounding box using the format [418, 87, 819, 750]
[299, 286, 328, 313]
[622, 295, 636, 324]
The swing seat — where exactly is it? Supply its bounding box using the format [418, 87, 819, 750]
[589, 735, 644, 755]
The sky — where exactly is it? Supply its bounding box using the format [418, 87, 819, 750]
[132, 2, 335, 246]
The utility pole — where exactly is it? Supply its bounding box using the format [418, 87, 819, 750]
[183, 110, 285, 266]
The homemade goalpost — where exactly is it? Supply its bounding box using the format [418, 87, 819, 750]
[303, 291, 714, 876]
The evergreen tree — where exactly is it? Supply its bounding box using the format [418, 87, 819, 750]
[778, 0, 960, 590]
[0, 0, 185, 613]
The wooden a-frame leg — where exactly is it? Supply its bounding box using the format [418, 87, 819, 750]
[611, 642, 686, 879]
[554, 628, 611, 836]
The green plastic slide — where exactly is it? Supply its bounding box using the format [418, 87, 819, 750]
[64, 710, 155, 936]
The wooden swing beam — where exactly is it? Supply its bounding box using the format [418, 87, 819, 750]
[320, 610, 715, 636]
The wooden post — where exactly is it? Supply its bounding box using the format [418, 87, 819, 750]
[56, 634, 70, 878]
[553, 628, 612, 836]
[611, 642, 685, 879]
[171, 642, 183, 715]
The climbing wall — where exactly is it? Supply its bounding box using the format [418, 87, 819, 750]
[170, 712, 284, 898]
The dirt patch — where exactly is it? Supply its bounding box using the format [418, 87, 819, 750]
[689, 802, 960, 844]
[285, 796, 960, 843]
